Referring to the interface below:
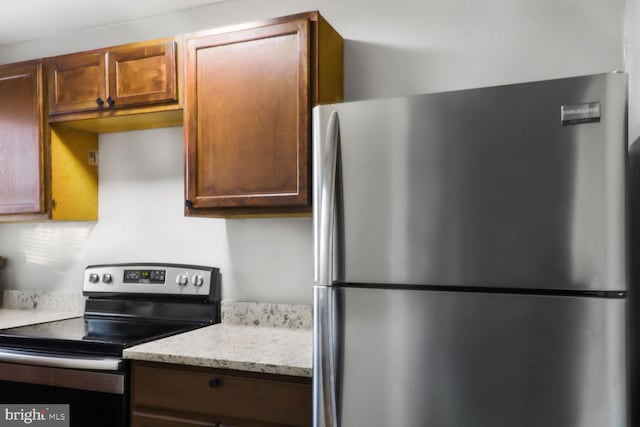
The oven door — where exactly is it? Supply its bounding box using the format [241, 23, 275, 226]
[0, 356, 127, 427]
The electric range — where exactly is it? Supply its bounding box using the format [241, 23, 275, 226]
[0, 262, 221, 427]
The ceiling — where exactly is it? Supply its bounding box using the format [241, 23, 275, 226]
[0, 0, 229, 46]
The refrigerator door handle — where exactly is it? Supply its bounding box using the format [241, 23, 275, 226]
[313, 110, 341, 427]
[314, 286, 339, 427]
[318, 110, 340, 288]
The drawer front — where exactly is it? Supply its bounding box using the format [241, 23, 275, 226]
[132, 412, 218, 427]
[131, 363, 311, 426]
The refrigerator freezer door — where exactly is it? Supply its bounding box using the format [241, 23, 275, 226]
[322, 286, 627, 427]
[312, 73, 628, 292]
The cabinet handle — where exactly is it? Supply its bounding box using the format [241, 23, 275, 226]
[185, 199, 193, 210]
[208, 378, 221, 388]
[96, 97, 104, 106]
[107, 97, 115, 107]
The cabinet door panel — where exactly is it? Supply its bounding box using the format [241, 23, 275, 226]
[108, 41, 178, 108]
[131, 363, 311, 426]
[132, 413, 217, 427]
[47, 52, 106, 115]
[185, 19, 310, 210]
[0, 63, 43, 214]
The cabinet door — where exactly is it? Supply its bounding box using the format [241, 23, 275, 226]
[0, 62, 44, 215]
[131, 413, 217, 427]
[185, 19, 310, 212]
[47, 52, 107, 115]
[131, 362, 312, 426]
[107, 41, 178, 108]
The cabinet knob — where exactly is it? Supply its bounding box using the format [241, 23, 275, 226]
[208, 378, 221, 388]
[107, 96, 115, 107]
[96, 97, 104, 106]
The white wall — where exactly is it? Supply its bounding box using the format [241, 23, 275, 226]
[626, 0, 640, 146]
[0, 0, 627, 303]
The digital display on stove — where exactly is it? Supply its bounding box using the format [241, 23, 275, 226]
[124, 269, 166, 284]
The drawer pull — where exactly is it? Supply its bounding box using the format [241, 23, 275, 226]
[208, 378, 221, 388]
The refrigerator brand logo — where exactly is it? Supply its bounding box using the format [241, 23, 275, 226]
[0, 405, 69, 426]
[561, 102, 601, 125]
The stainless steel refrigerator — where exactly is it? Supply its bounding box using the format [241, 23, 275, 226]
[312, 72, 629, 427]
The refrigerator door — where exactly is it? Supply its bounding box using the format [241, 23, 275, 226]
[315, 286, 627, 427]
[313, 73, 628, 292]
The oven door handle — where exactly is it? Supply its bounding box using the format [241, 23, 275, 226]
[0, 349, 122, 371]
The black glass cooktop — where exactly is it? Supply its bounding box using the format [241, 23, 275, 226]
[0, 316, 201, 358]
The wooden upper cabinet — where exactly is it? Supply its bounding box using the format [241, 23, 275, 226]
[0, 60, 98, 222]
[107, 42, 177, 108]
[184, 12, 343, 216]
[47, 52, 106, 115]
[47, 39, 178, 116]
[0, 61, 45, 216]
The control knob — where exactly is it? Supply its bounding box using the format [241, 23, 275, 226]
[102, 273, 113, 284]
[192, 274, 204, 287]
[176, 274, 189, 287]
[88, 273, 100, 283]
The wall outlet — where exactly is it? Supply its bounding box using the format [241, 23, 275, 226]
[88, 150, 98, 166]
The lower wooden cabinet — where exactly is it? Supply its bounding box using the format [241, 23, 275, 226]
[130, 361, 312, 427]
[131, 413, 218, 427]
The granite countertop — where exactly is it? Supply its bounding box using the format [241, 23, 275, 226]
[124, 301, 313, 377]
[0, 308, 81, 329]
[0, 291, 84, 329]
[0, 293, 313, 378]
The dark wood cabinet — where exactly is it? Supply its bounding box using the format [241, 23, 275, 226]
[0, 61, 45, 217]
[184, 12, 343, 216]
[107, 42, 178, 108]
[46, 51, 106, 115]
[132, 413, 218, 427]
[1, 11, 341, 221]
[0, 61, 99, 222]
[46, 39, 178, 116]
[130, 361, 312, 427]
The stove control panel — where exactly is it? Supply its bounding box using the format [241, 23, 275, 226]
[83, 263, 221, 301]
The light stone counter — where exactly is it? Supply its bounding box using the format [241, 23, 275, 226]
[221, 301, 312, 328]
[124, 301, 313, 377]
[2, 290, 86, 312]
[0, 309, 81, 329]
[0, 291, 84, 329]
[124, 323, 312, 376]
